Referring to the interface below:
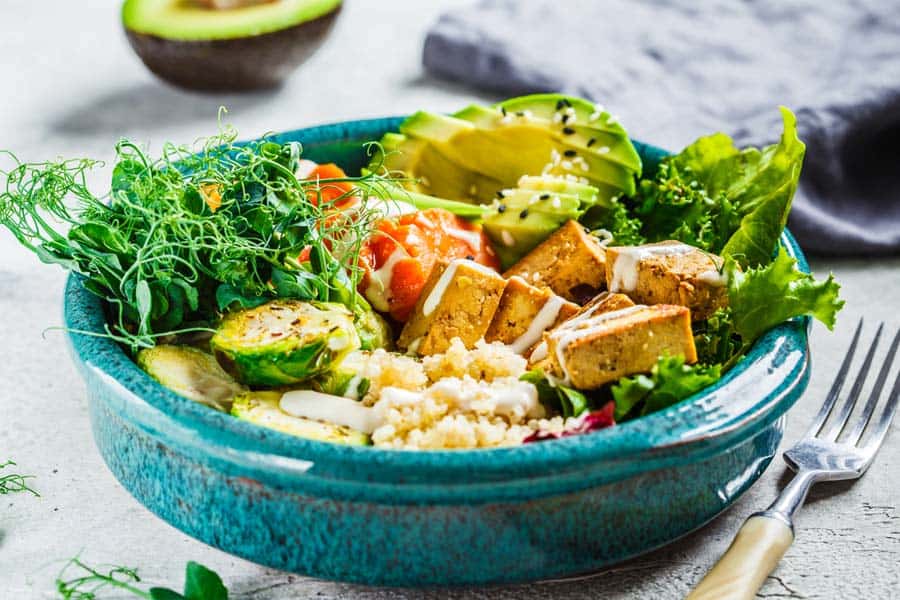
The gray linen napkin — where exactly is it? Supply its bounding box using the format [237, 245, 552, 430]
[423, 0, 900, 255]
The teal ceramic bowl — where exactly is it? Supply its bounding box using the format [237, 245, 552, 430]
[65, 117, 810, 586]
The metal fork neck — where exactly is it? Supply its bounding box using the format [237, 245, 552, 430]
[753, 469, 819, 532]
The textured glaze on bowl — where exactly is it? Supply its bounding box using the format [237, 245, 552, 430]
[65, 117, 810, 586]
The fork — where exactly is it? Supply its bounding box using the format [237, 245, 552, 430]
[687, 319, 900, 600]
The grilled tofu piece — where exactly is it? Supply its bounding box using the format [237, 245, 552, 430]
[398, 258, 506, 355]
[543, 303, 696, 389]
[503, 220, 607, 303]
[528, 291, 635, 365]
[605, 240, 728, 320]
[484, 276, 579, 354]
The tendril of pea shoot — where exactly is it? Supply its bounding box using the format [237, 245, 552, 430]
[0, 460, 39, 496]
[0, 119, 405, 351]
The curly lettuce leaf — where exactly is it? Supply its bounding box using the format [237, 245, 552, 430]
[632, 107, 805, 267]
[612, 356, 721, 421]
[692, 308, 742, 366]
[520, 369, 589, 418]
[727, 246, 843, 343]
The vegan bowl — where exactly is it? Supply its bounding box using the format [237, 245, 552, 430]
[1, 95, 841, 584]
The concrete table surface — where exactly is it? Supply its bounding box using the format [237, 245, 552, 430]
[1, 1, 897, 598]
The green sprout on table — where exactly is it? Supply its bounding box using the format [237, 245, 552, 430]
[56, 557, 228, 599]
[0, 460, 39, 496]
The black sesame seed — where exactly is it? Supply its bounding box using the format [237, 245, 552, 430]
[465, 255, 475, 261]
[587, 137, 596, 147]
[500, 107, 507, 116]
[563, 149, 577, 158]
[539, 193, 550, 200]
[562, 127, 575, 135]
[497, 204, 507, 213]
[519, 209, 529, 219]
[562, 98, 572, 107]
[496, 190, 505, 198]
[555, 99, 565, 110]
[561, 114, 570, 124]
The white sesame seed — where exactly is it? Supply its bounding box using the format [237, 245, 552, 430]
[551, 196, 561, 208]
[561, 160, 573, 170]
[589, 111, 602, 121]
[598, 146, 611, 154]
[501, 230, 516, 247]
[528, 194, 541, 205]
[552, 113, 563, 123]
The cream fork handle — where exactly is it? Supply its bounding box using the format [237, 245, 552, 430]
[685, 515, 794, 600]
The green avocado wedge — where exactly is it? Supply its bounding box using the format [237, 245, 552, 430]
[369, 94, 642, 206]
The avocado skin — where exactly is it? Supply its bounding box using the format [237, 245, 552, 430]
[124, 4, 340, 91]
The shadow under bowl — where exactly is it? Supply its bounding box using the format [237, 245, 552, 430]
[65, 116, 811, 586]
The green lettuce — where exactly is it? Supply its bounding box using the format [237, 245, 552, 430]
[727, 246, 843, 343]
[612, 356, 722, 421]
[520, 369, 589, 418]
[631, 107, 805, 267]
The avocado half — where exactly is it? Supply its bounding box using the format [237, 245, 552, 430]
[123, 0, 342, 91]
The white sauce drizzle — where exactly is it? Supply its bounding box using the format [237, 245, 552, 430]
[509, 295, 565, 354]
[364, 249, 405, 312]
[529, 341, 549, 363]
[549, 305, 649, 385]
[608, 242, 694, 292]
[422, 259, 497, 317]
[280, 390, 382, 434]
[697, 269, 728, 287]
[446, 227, 483, 250]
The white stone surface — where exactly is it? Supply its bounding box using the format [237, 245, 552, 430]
[0, 1, 898, 598]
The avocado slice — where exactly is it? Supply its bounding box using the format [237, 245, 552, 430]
[373, 94, 641, 205]
[481, 176, 597, 267]
[136, 344, 247, 412]
[232, 391, 370, 446]
[122, 0, 342, 90]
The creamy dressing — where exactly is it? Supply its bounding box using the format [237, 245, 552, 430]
[548, 304, 649, 385]
[280, 390, 382, 434]
[697, 269, 728, 287]
[343, 374, 365, 400]
[446, 227, 484, 250]
[529, 340, 549, 363]
[509, 295, 565, 354]
[426, 379, 541, 419]
[608, 242, 694, 292]
[422, 259, 497, 316]
[364, 249, 406, 313]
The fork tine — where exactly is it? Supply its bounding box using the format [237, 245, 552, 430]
[859, 364, 900, 466]
[820, 323, 884, 441]
[846, 328, 900, 445]
[804, 318, 864, 438]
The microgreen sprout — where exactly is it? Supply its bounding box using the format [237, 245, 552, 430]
[0, 460, 38, 496]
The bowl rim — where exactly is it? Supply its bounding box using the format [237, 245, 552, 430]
[64, 116, 810, 479]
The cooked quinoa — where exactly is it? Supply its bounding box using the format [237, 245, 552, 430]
[346, 337, 580, 449]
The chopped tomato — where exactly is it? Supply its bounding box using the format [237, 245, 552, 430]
[358, 208, 500, 322]
[302, 163, 358, 209]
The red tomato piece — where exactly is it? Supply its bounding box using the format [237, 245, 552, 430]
[359, 208, 500, 322]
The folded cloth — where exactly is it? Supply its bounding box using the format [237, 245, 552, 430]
[423, 0, 900, 255]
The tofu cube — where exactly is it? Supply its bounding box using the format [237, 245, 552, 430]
[503, 220, 607, 303]
[605, 240, 728, 320]
[570, 291, 636, 320]
[484, 276, 579, 354]
[398, 259, 506, 355]
[543, 304, 696, 389]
